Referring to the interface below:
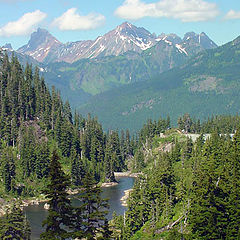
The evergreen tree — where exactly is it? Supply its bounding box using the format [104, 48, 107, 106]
[190, 133, 229, 239]
[72, 172, 109, 239]
[226, 129, 240, 238]
[71, 150, 85, 186]
[35, 142, 50, 179]
[0, 202, 31, 239]
[2, 147, 16, 192]
[104, 139, 116, 182]
[41, 150, 73, 239]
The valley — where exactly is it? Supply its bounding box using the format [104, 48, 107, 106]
[1, 22, 223, 132]
[1, 16, 240, 239]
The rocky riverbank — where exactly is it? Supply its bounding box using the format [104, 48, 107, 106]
[0, 187, 82, 217]
[114, 171, 141, 178]
[0, 196, 47, 217]
[120, 189, 133, 207]
[0, 174, 139, 216]
[101, 182, 118, 187]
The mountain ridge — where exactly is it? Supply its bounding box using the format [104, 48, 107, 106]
[17, 28, 62, 62]
[15, 22, 217, 64]
[77, 34, 240, 132]
[40, 24, 218, 96]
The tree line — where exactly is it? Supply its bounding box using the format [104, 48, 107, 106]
[112, 129, 240, 239]
[1, 51, 240, 239]
[0, 52, 137, 199]
[177, 113, 240, 134]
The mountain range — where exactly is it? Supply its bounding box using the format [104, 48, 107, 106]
[78, 35, 240, 132]
[8, 22, 217, 98]
[2, 22, 239, 132]
[15, 22, 217, 64]
[1, 22, 218, 104]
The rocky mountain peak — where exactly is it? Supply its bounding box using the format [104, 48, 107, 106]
[2, 43, 13, 50]
[118, 21, 134, 30]
[182, 32, 199, 43]
[183, 31, 217, 47]
[107, 22, 156, 52]
[17, 28, 62, 62]
[115, 21, 153, 40]
[156, 33, 182, 45]
[198, 32, 218, 49]
[16, 23, 218, 64]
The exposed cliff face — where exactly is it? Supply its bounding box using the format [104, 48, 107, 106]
[17, 28, 62, 62]
[40, 22, 157, 64]
[16, 22, 217, 64]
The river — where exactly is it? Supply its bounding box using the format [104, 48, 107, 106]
[24, 177, 135, 239]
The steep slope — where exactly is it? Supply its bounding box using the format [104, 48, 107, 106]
[17, 22, 217, 64]
[156, 31, 217, 56]
[181, 32, 217, 55]
[43, 45, 186, 95]
[44, 30, 217, 95]
[45, 22, 156, 63]
[1, 45, 40, 66]
[13, 23, 218, 111]
[17, 28, 62, 62]
[77, 36, 240, 132]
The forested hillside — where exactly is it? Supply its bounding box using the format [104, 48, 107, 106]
[0, 51, 134, 199]
[79, 35, 240, 132]
[111, 123, 240, 239]
[1, 52, 240, 239]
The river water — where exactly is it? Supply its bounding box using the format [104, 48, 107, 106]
[24, 177, 135, 240]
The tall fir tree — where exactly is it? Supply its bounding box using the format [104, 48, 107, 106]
[72, 172, 109, 240]
[41, 150, 73, 239]
[0, 202, 31, 239]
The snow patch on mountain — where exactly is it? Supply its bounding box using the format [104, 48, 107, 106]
[16, 23, 217, 63]
[176, 44, 188, 55]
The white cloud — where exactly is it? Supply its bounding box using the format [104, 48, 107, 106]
[224, 10, 240, 20]
[115, 0, 219, 22]
[0, 10, 47, 37]
[52, 8, 105, 31]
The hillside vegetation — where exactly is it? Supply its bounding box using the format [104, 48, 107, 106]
[111, 123, 240, 239]
[78, 36, 240, 132]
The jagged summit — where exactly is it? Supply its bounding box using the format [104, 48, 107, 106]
[156, 33, 182, 45]
[181, 31, 217, 52]
[118, 21, 134, 28]
[17, 28, 62, 62]
[16, 23, 218, 63]
[42, 22, 156, 63]
[2, 43, 13, 50]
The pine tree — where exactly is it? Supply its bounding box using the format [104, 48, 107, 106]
[71, 150, 85, 186]
[40, 150, 73, 239]
[72, 172, 109, 239]
[190, 133, 229, 239]
[35, 142, 50, 179]
[226, 129, 240, 238]
[2, 147, 16, 192]
[99, 219, 113, 240]
[104, 139, 116, 182]
[0, 202, 31, 239]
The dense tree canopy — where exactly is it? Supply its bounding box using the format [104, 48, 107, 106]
[1, 52, 240, 239]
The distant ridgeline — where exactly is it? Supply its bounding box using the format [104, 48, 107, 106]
[78, 35, 240, 132]
[1, 52, 240, 239]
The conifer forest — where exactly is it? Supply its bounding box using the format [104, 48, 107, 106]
[1, 52, 240, 239]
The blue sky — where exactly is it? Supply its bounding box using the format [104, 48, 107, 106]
[0, 0, 240, 49]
